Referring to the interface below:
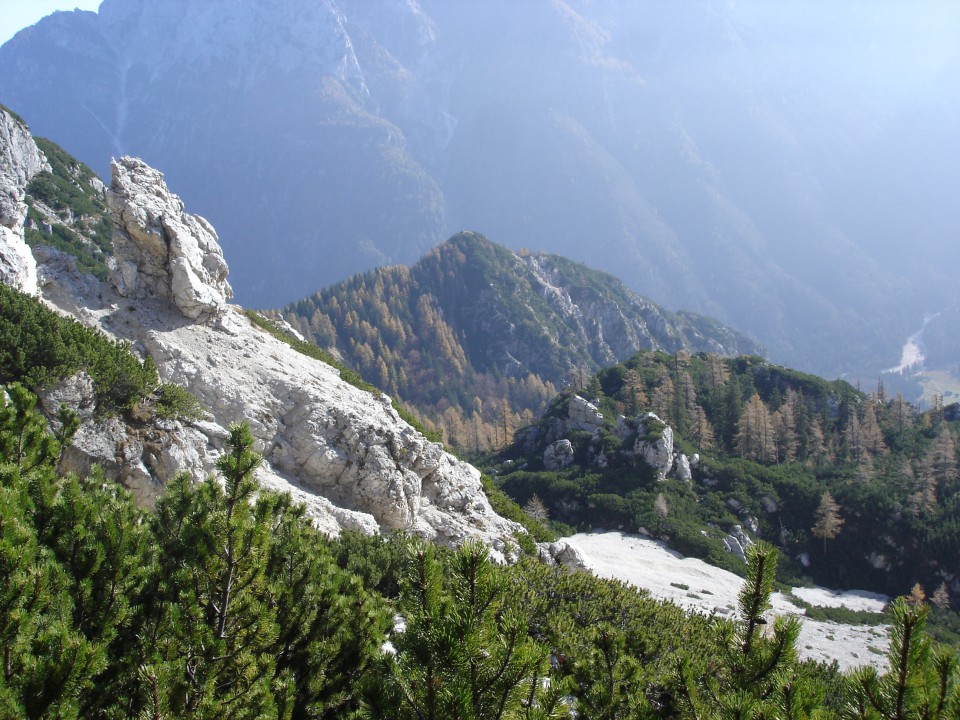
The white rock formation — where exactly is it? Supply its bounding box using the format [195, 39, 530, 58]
[30, 154, 521, 549]
[107, 156, 232, 320]
[539, 539, 588, 570]
[674, 453, 692, 482]
[722, 525, 754, 562]
[568, 395, 604, 431]
[543, 438, 575, 470]
[0, 107, 46, 294]
[633, 412, 674, 481]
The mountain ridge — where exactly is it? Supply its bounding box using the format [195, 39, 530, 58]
[280, 231, 761, 450]
[1, 0, 956, 381]
[0, 105, 525, 550]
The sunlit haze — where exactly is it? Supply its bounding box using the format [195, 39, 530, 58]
[0, 0, 101, 45]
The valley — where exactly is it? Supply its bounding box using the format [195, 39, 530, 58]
[0, 1, 958, 714]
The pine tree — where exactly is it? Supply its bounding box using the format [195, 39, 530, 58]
[921, 427, 958, 498]
[690, 405, 715, 452]
[367, 542, 547, 720]
[735, 394, 775, 464]
[148, 424, 284, 718]
[524, 494, 550, 522]
[861, 403, 888, 457]
[849, 597, 960, 720]
[679, 542, 810, 719]
[263, 494, 388, 719]
[649, 364, 673, 423]
[930, 583, 951, 610]
[620, 369, 648, 417]
[811, 491, 844, 554]
[0, 383, 98, 719]
[773, 393, 799, 464]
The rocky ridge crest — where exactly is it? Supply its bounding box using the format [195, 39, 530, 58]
[0, 111, 521, 550]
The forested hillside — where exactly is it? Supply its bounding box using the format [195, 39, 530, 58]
[280, 232, 760, 451]
[492, 350, 960, 604]
[3, 378, 958, 718]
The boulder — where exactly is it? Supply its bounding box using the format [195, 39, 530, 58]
[539, 539, 588, 570]
[544, 439, 575, 470]
[568, 395, 604, 431]
[108, 156, 232, 320]
[674, 453, 692, 482]
[633, 413, 673, 481]
[37, 371, 97, 423]
[722, 524, 754, 562]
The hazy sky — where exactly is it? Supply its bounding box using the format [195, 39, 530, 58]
[0, 0, 101, 46]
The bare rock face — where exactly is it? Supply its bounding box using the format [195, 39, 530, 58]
[632, 413, 674, 481]
[722, 525, 754, 562]
[543, 439, 575, 470]
[108, 156, 232, 320]
[674, 453, 693, 482]
[0, 107, 45, 294]
[538, 539, 589, 571]
[568, 395, 604, 432]
[35, 155, 521, 550]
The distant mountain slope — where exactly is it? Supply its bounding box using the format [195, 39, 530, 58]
[489, 348, 960, 603]
[281, 232, 761, 449]
[1, 1, 957, 382]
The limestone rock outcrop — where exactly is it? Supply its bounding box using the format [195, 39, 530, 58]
[722, 525, 754, 562]
[539, 539, 589, 570]
[543, 439, 575, 470]
[32, 155, 520, 550]
[632, 413, 674, 481]
[0, 107, 45, 294]
[108, 156, 232, 320]
[567, 395, 604, 432]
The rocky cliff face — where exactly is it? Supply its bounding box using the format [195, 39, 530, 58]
[0, 116, 520, 549]
[0, 108, 45, 293]
[2, 0, 956, 382]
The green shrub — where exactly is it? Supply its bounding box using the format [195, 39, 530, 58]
[0, 284, 202, 419]
[154, 383, 205, 421]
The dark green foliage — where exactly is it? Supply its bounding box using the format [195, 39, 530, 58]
[24, 209, 112, 281]
[81, 423, 389, 719]
[493, 348, 960, 598]
[4, 381, 957, 718]
[364, 541, 548, 720]
[0, 384, 103, 719]
[24, 137, 113, 280]
[849, 598, 960, 720]
[153, 382, 204, 421]
[0, 284, 203, 420]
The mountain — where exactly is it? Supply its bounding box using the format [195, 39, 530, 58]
[1, 0, 957, 382]
[280, 231, 761, 450]
[0, 105, 525, 550]
[489, 349, 960, 604]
